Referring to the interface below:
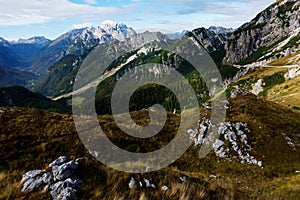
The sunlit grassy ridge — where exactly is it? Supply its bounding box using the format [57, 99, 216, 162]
[227, 64, 300, 112]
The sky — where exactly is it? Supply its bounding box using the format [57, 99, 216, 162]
[0, 0, 275, 41]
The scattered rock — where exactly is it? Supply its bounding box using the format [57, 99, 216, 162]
[21, 170, 42, 184]
[129, 177, 156, 190]
[21, 170, 54, 193]
[145, 166, 153, 172]
[143, 178, 151, 187]
[43, 171, 53, 185]
[257, 161, 263, 168]
[75, 157, 88, 163]
[52, 160, 78, 181]
[189, 120, 263, 167]
[251, 79, 264, 96]
[56, 187, 77, 200]
[202, 103, 211, 110]
[49, 156, 69, 168]
[21, 173, 44, 193]
[161, 185, 168, 191]
[285, 67, 300, 80]
[143, 178, 156, 189]
[282, 133, 296, 150]
[21, 156, 83, 200]
[209, 175, 217, 179]
[129, 177, 136, 189]
[50, 178, 83, 200]
[179, 176, 187, 182]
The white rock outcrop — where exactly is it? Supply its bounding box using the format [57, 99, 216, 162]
[128, 177, 156, 189]
[188, 120, 263, 167]
[21, 156, 86, 200]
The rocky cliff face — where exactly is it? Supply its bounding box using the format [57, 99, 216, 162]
[208, 26, 235, 35]
[192, 28, 227, 53]
[223, 0, 300, 65]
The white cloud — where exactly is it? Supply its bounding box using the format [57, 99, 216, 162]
[72, 23, 92, 29]
[84, 0, 97, 5]
[129, 0, 275, 29]
[0, 0, 122, 25]
[0, 0, 277, 37]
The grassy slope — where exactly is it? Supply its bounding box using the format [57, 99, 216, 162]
[266, 75, 300, 109]
[33, 55, 82, 97]
[227, 63, 300, 112]
[0, 86, 71, 113]
[0, 93, 300, 199]
[269, 50, 300, 66]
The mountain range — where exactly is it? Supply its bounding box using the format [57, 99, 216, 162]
[29, 20, 136, 75]
[0, 0, 300, 199]
[0, 0, 298, 112]
[0, 36, 51, 68]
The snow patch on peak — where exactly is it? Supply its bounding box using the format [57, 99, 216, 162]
[101, 20, 119, 28]
[100, 20, 133, 33]
[91, 20, 136, 42]
[0, 37, 7, 42]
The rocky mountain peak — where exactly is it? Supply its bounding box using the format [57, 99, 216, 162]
[30, 21, 137, 74]
[0, 37, 6, 43]
[99, 20, 136, 41]
[100, 20, 128, 31]
[208, 26, 235, 35]
[0, 37, 10, 46]
[223, 0, 300, 65]
[192, 27, 227, 52]
[52, 21, 136, 49]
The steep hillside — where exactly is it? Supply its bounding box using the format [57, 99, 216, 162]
[226, 45, 300, 111]
[0, 67, 36, 88]
[208, 26, 235, 35]
[0, 86, 70, 113]
[32, 54, 87, 97]
[0, 38, 24, 68]
[34, 28, 237, 100]
[33, 31, 169, 98]
[223, 0, 300, 66]
[192, 28, 227, 53]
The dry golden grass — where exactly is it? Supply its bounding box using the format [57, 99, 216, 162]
[239, 67, 287, 81]
[269, 50, 300, 66]
[266, 75, 300, 110]
[0, 170, 23, 200]
[231, 64, 300, 112]
[0, 101, 300, 199]
[139, 192, 147, 200]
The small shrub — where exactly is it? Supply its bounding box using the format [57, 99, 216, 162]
[292, 106, 300, 111]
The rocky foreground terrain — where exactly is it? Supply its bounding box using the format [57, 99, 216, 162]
[1, 92, 300, 199]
